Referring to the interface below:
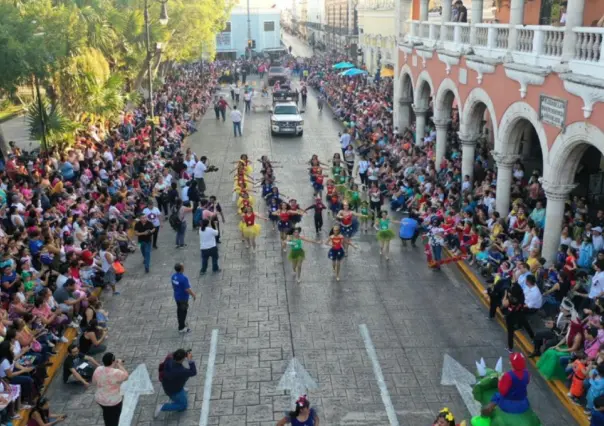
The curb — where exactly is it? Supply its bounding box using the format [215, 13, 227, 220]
[449, 251, 589, 426]
[13, 287, 102, 426]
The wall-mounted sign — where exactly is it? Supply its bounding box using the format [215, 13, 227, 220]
[539, 94, 567, 129]
[216, 32, 231, 48]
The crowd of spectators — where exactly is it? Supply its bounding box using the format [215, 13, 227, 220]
[0, 62, 218, 424]
[305, 54, 604, 419]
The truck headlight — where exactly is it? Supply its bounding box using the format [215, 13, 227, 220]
[298, 120, 304, 125]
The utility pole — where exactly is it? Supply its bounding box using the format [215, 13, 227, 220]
[144, 0, 156, 153]
[246, 0, 252, 59]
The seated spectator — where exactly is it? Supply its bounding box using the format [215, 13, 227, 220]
[28, 396, 67, 426]
[63, 344, 99, 386]
[79, 319, 107, 356]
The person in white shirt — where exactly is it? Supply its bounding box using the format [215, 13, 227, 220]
[142, 199, 162, 249]
[193, 156, 208, 196]
[524, 275, 543, 310]
[229, 83, 236, 101]
[231, 105, 243, 137]
[588, 260, 604, 299]
[234, 85, 241, 103]
[592, 227, 603, 253]
[243, 90, 252, 113]
[339, 131, 352, 157]
[199, 219, 220, 274]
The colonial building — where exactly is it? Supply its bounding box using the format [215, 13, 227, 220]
[357, 0, 396, 74]
[394, 0, 604, 262]
[324, 0, 358, 55]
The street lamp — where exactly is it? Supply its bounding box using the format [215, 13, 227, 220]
[144, 0, 169, 154]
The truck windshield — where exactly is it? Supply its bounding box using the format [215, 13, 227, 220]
[274, 105, 298, 115]
[270, 67, 285, 74]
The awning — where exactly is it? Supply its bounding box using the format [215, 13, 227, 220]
[380, 67, 394, 78]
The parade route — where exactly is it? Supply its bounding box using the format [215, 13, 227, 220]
[44, 44, 577, 426]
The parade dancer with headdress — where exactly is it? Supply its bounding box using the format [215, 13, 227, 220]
[276, 395, 319, 426]
[336, 201, 366, 254]
[287, 227, 319, 283]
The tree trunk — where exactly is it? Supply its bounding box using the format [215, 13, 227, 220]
[0, 125, 9, 159]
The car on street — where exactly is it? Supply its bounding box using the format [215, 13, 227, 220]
[270, 102, 303, 136]
[267, 66, 289, 86]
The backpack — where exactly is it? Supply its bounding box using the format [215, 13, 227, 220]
[158, 352, 173, 382]
[169, 208, 182, 230]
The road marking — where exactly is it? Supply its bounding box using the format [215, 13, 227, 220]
[277, 358, 319, 407]
[199, 329, 219, 426]
[440, 354, 482, 418]
[359, 324, 400, 426]
[118, 364, 154, 426]
[240, 105, 245, 134]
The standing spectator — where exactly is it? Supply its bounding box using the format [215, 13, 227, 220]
[231, 105, 243, 137]
[171, 263, 197, 334]
[199, 219, 220, 275]
[99, 241, 118, 295]
[213, 95, 221, 120]
[173, 199, 193, 249]
[92, 353, 129, 426]
[217, 96, 229, 122]
[229, 82, 235, 101]
[503, 280, 536, 353]
[244, 90, 252, 113]
[154, 349, 197, 418]
[143, 199, 162, 249]
[427, 218, 445, 270]
[134, 213, 154, 273]
[193, 156, 208, 198]
[339, 130, 352, 158]
[453, 0, 467, 22]
[234, 85, 241, 103]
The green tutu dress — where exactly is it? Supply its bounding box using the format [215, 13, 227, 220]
[376, 218, 396, 241]
[536, 347, 568, 380]
[288, 239, 305, 261]
[346, 190, 361, 210]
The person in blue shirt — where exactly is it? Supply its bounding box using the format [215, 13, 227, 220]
[399, 213, 419, 247]
[171, 263, 196, 334]
[155, 348, 198, 417]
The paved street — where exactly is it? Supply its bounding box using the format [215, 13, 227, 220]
[46, 37, 577, 426]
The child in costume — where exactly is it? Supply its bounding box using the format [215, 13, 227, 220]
[287, 227, 319, 283]
[375, 210, 399, 260]
[359, 200, 372, 233]
[239, 206, 267, 251]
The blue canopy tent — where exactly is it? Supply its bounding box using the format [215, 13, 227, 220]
[340, 68, 368, 77]
[332, 62, 355, 70]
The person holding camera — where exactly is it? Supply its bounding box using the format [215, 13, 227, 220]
[92, 353, 129, 426]
[154, 348, 198, 418]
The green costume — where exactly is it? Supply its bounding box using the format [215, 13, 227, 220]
[288, 238, 305, 261]
[376, 218, 395, 241]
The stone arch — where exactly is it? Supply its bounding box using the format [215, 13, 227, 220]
[413, 70, 434, 110]
[461, 87, 498, 142]
[398, 64, 414, 102]
[546, 122, 604, 185]
[433, 78, 463, 124]
[496, 101, 549, 171]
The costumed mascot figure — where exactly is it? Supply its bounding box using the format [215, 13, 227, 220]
[471, 355, 541, 426]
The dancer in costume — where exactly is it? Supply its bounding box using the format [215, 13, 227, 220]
[276, 395, 319, 426]
[239, 206, 267, 251]
[267, 198, 280, 231]
[312, 170, 325, 198]
[326, 179, 341, 216]
[236, 190, 255, 212]
[346, 183, 361, 211]
[288, 199, 302, 225]
[432, 408, 459, 426]
[483, 353, 532, 417]
[271, 202, 305, 251]
[359, 200, 372, 233]
[375, 210, 400, 260]
[336, 202, 365, 253]
[304, 197, 327, 234]
[325, 225, 357, 281]
[287, 227, 319, 283]
[232, 154, 253, 174]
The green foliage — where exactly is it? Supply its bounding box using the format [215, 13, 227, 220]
[27, 97, 79, 149]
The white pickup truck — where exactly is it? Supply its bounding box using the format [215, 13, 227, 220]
[270, 102, 304, 137]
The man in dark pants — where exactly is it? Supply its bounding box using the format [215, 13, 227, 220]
[304, 197, 326, 233]
[199, 219, 220, 274]
[503, 280, 536, 353]
[171, 263, 196, 334]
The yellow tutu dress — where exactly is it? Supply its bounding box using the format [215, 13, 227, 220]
[239, 213, 261, 238]
[237, 195, 255, 210]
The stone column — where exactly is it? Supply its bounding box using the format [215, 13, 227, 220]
[414, 107, 428, 146]
[459, 134, 477, 183]
[440, 0, 452, 42]
[400, 0, 414, 37]
[434, 119, 449, 170]
[419, 0, 429, 22]
[562, 0, 586, 62]
[470, 0, 484, 44]
[507, 0, 525, 51]
[398, 98, 413, 131]
[492, 151, 520, 216]
[542, 182, 576, 263]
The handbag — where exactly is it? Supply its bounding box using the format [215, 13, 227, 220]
[31, 340, 42, 353]
[113, 261, 125, 275]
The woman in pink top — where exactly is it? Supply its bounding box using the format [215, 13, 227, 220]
[92, 352, 129, 426]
